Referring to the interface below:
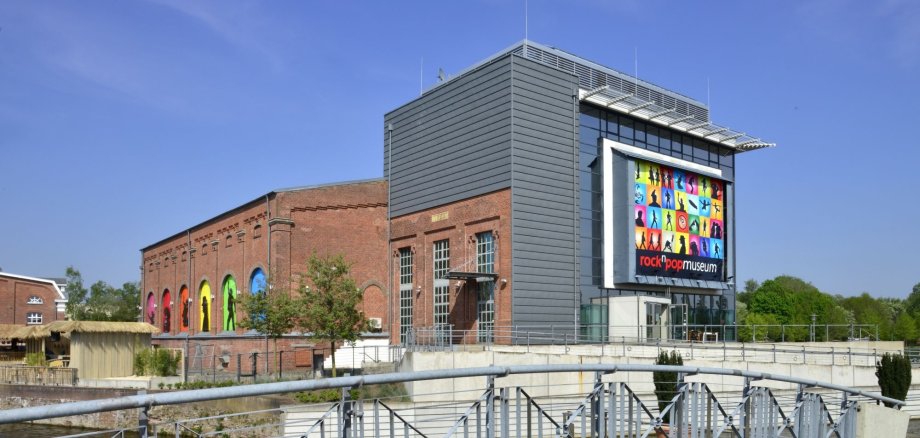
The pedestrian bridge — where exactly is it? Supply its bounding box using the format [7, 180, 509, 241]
[0, 364, 908, 437]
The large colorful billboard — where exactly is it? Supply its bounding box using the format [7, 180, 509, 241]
[633, 159, 725, 281]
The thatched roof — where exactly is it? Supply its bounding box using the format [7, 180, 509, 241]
[0, 324, 25, 339]
[12, 321, 160, 339]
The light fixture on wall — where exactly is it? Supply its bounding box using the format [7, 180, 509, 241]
[500, 279, 507, 285]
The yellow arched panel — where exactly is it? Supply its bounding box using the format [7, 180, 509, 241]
[199, 281, 211, 332]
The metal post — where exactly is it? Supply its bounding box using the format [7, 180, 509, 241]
[137, 390, 148, 438]
[486, 376, 495, 438]
[740, 377, 752, 438]
[373, 400, 380, 438]
[500, 387, 510, 438]
[341, 387, 353, 438]
[236, 354, 241, 382]
[278, 350, 283, 379]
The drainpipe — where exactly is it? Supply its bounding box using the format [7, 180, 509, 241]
[265, 195, 271, 277]
[572, 91, 579, 328]
[387, 124, 393, 342]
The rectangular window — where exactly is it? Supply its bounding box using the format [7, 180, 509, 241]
[476, 232, 495, 343]
[398, 248, 413, 344]
[433, 239, 450, 340]
[26, 312, 42, 325]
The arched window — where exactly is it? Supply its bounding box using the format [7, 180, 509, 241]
[222, 276, 237, 331]
[179, 286, 190, 332]
[145, 292, 156, 325]
[199, 281, 211, 332]
[250, 268, 266, 295]
[162, 289, 172, 333]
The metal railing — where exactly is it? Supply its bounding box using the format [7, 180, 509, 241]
[0, 364, 903, 438]
[408, 323, 880, 347]
[407, 326, 896, 368]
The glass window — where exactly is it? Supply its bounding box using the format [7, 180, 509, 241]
[399, 248, 413, 344]
[476, 232, 495, 343]
[26, 312, 42, 325]
[26, 296, 43, 305]
[433, 240, 450, 334]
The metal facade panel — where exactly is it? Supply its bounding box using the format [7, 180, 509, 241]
[385, 57, 514, 217]
[509, 55, 580, 327]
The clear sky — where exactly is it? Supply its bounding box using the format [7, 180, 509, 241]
[1, 1, 918, 297]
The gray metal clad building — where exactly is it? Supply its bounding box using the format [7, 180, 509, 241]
[385, 41, 772, 343]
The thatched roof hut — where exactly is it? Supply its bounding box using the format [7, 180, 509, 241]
[12, 321, 160, 379]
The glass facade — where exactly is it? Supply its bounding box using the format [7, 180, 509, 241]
[578, 104, 736, 337]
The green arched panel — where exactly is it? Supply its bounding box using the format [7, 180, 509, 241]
[222, 276, 237, 331]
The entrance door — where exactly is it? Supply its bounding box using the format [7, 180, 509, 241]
[645, 302, 667, 341]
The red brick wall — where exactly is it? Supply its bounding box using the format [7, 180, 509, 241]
[141, 180, 389, 342]
[388, 189, 512, 344]
[0, 274, 65, 325]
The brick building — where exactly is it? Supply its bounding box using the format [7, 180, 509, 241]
[0, 272, 67, 326]
[140, 179, 388, 372]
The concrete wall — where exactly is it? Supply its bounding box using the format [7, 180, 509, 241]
[398, 342, 907, 403]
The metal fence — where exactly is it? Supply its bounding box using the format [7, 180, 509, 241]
[184, 344, 406, 383]
[0, 364, 903, 438]
[0, 365, 78, 386]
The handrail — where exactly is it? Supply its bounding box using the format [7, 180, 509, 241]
[0, 364, 903, 425]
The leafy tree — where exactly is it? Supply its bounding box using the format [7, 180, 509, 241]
[81, 281, 141, 321]
[840, 293, 895, 340]
[893, 312, 917, 343]
[904, 282, 920, 315]
[298, 254, 369, 377]
[876, 353, 911, 407]
[64, 266, 89, 320]
[239, 274, 299, 358]
[64, 267, 139, 322]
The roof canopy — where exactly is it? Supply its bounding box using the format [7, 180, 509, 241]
[580, 86, 774, 152]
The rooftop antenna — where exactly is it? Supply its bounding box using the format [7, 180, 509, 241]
[634, 46, 639, 94]
[419, 57, 424, 96]
[707, 76, 711, 115]
[525, 0, 528, 41]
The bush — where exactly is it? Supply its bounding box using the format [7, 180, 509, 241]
[876, 353, 911, 407]
[653, 350, 684, 423]
[25, 352, 46, 367]
[133, 348, 181, 376]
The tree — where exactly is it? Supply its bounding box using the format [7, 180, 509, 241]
[653, 350, 684, 423]
[876, 353, 911, 407]
[84, 281, 140, 322]
[893, 312, 917, 343]
[64, 267, 139, 322]
[64, 266, 89, 320]
[298, 254, 369, 377]
[239, 274, 299, 359]
[904, 282, 920, 315]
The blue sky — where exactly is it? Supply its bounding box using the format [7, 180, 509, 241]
[1, 1, 918, 297]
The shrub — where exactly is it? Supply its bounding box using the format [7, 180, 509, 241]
[133, 348, 181, 376]
[653, 350, 684, 423]
[876, 353, 911, 407]
[25, 352, 46, 367]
